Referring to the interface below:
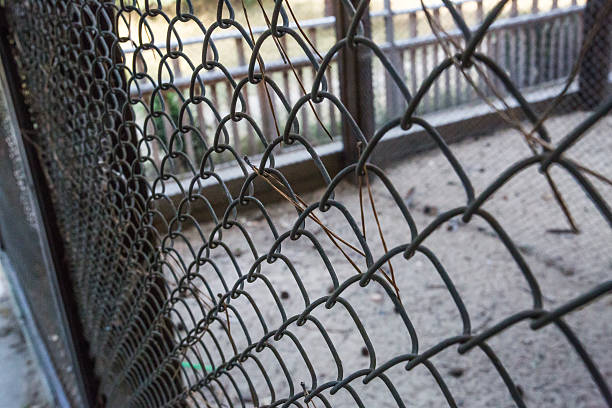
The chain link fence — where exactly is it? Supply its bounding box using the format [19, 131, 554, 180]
[2, 0, 611, 407]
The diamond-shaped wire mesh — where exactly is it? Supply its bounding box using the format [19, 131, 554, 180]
[4, 0, 612, 407]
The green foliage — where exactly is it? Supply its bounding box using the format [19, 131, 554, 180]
[153, 92, 182, 146]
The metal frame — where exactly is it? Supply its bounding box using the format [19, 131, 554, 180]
[0, 6, 96, 406]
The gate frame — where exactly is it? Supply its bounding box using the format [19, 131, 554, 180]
[0, 6, 98, 407]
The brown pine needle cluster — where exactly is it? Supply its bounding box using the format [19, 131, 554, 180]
[419, 0, 612, 233]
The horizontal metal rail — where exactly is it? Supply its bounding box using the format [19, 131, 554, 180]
[126, 3, 586, 174]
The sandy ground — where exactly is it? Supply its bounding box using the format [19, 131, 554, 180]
[168, 111, 612, 407]
[0, 264, 50, 408]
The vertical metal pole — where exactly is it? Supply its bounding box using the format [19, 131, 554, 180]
[578, 0, 612, 109]
[334, 0, 375, 165]
[0, 5, 97, 406]
[384, 0, 405, 119]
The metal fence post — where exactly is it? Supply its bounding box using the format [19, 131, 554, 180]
[384, 0, 406, 120]
[578, 0, 612, 108]
[334, 0, 375, 165]
[0, 5, 97, 406]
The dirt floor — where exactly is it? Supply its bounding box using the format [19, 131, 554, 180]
[0, 264, 50, 408]
[169, 111, 612, 407]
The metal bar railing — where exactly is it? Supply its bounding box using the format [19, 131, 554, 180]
[123, 1, 585, 172]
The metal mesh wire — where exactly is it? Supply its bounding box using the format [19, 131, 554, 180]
[4, 0, 612, 407]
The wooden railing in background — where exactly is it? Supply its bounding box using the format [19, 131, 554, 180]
[123, 0, 585, 172]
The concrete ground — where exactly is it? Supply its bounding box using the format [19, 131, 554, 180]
[0, 263, 50, 408]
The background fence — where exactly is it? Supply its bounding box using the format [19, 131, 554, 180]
[120, 0, 590, 173]
[0, 0, 611, 407]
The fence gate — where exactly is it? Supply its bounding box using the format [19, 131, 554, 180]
[0, 0, 611, 407]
